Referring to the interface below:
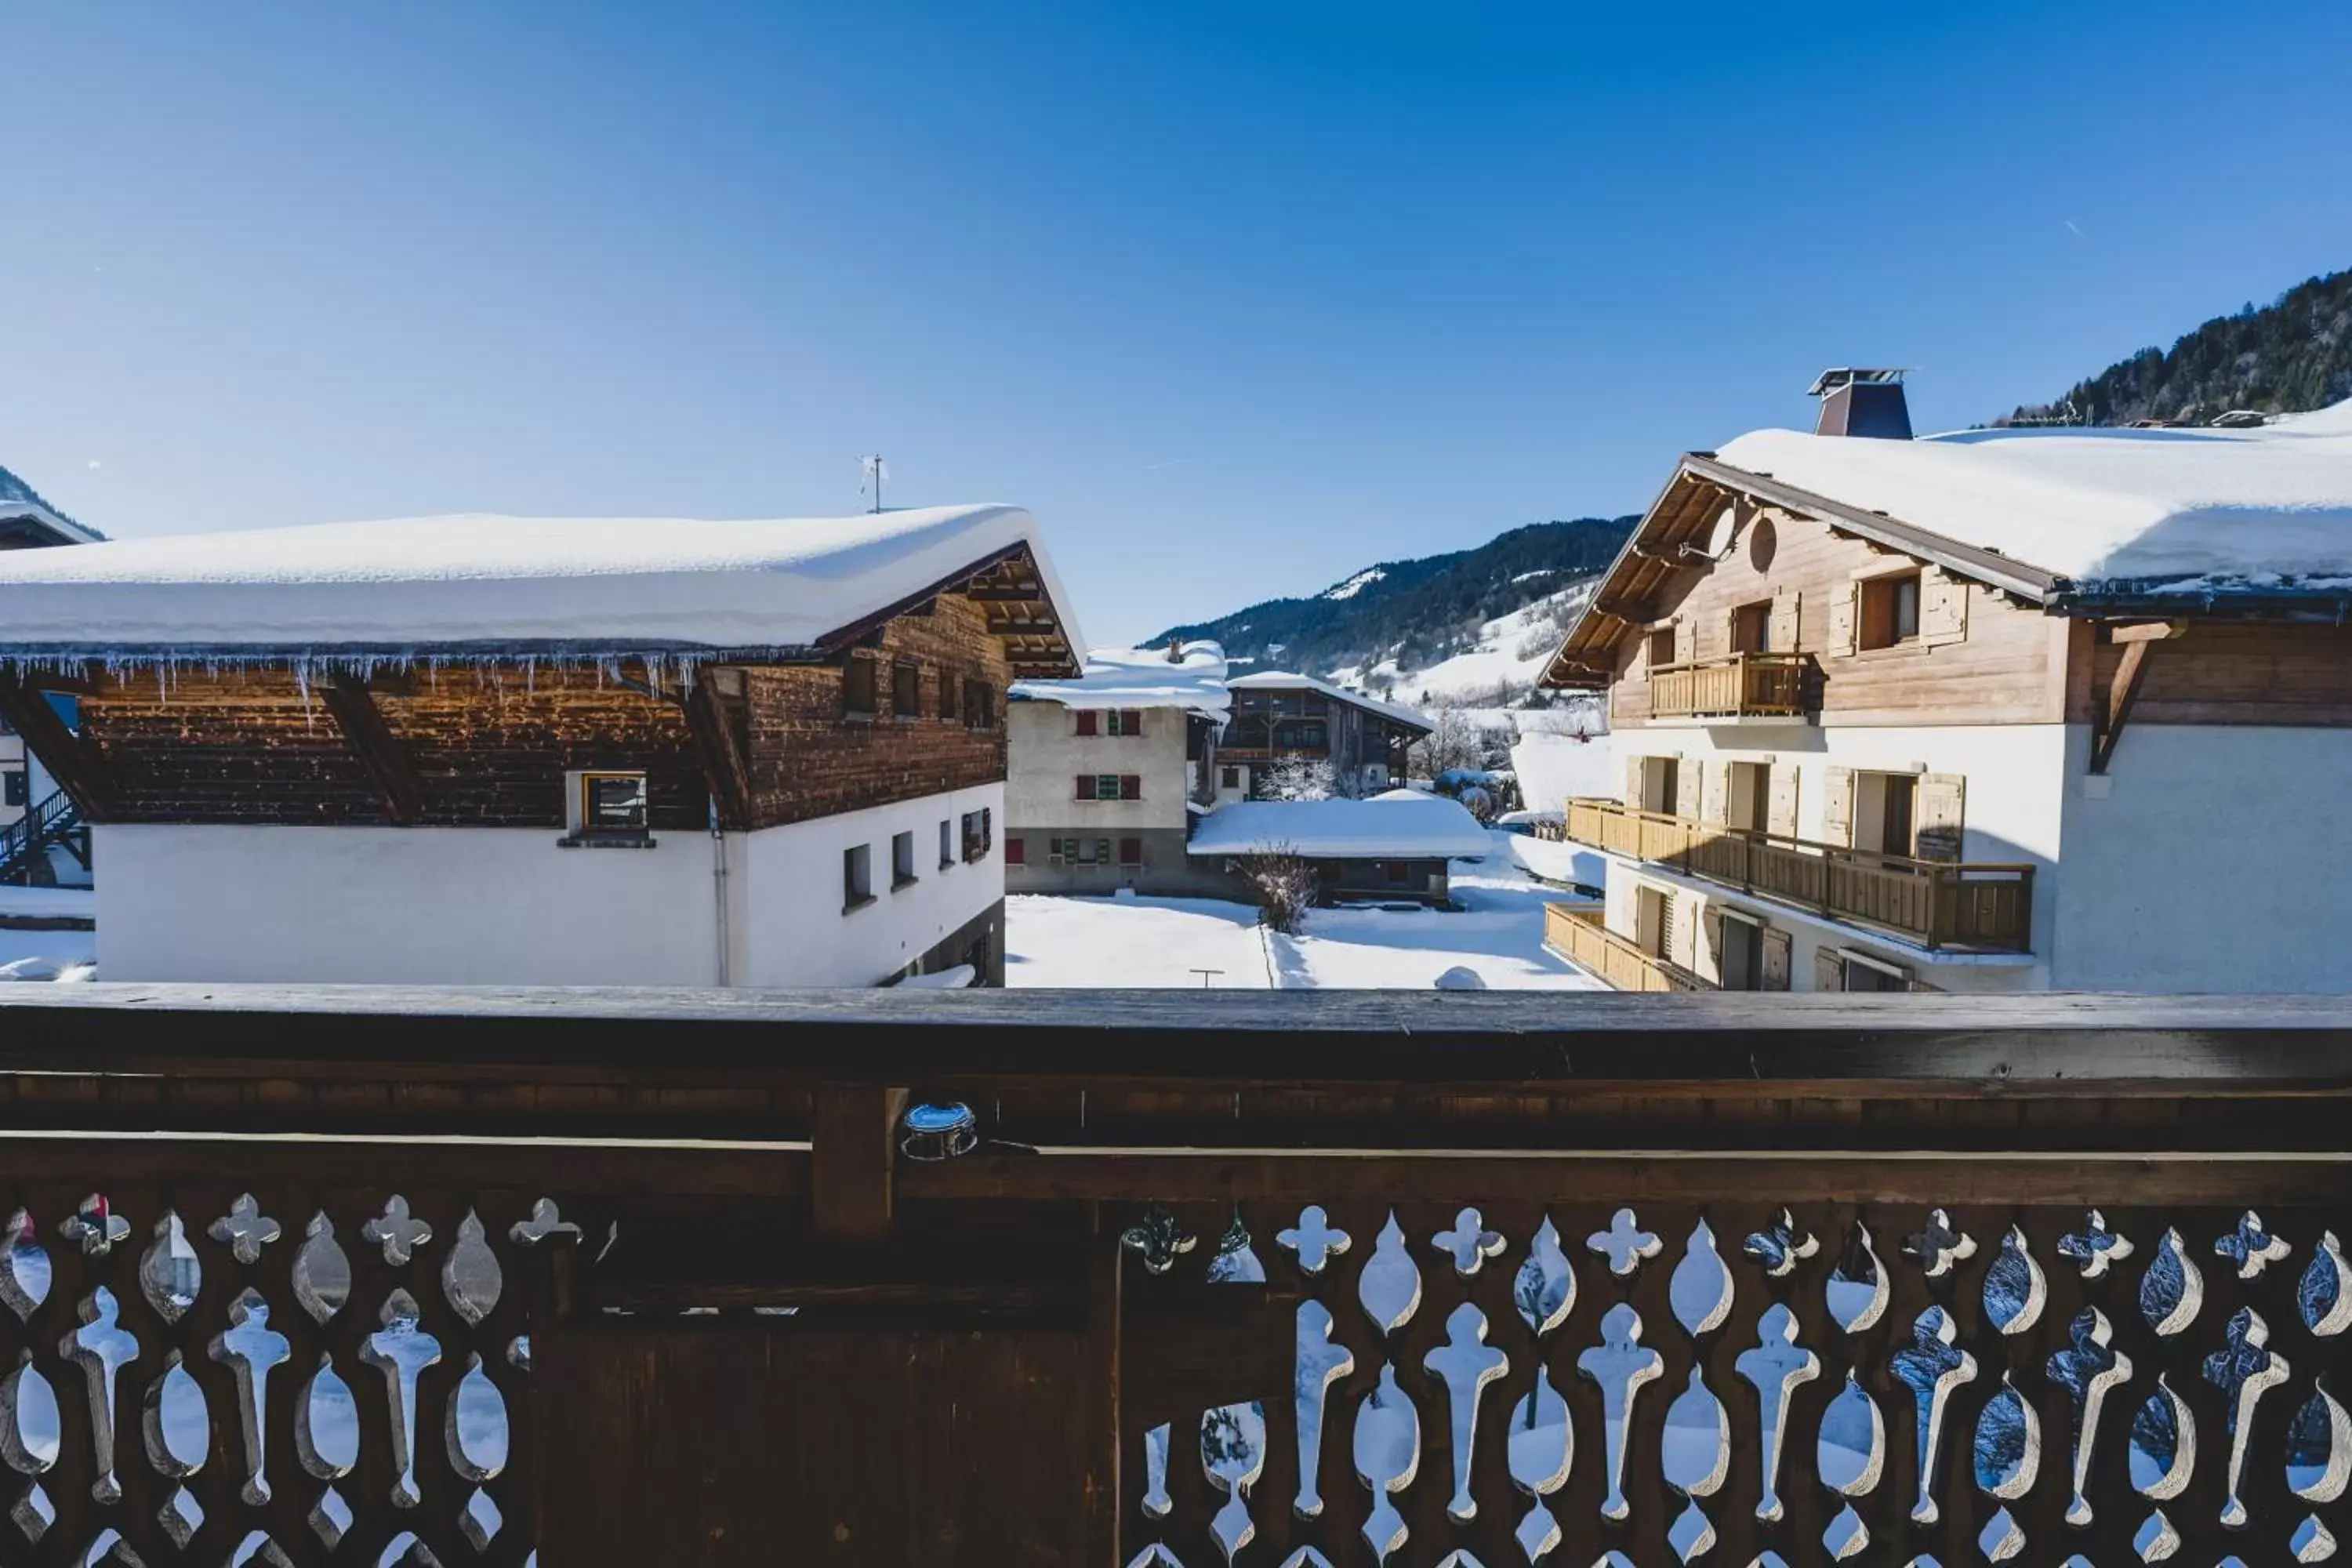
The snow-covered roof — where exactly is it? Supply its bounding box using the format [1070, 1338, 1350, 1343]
[0, 503, 1083, 666]
[1509, 731, 1617, 812]
[1008, 641, 1230, 720]
[1186, 792, 1490, 860]
[1711, 397, 2352, 594]
[1226, 670, 1434, 731]
[0, 502, 103, 549]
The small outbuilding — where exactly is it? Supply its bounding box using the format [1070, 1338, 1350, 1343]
[1185, 789, 1490, 906]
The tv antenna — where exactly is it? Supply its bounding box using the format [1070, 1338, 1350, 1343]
[859, 454, 888, 514]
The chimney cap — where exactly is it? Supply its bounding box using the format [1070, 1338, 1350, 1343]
[1808, 367, 1911, 396]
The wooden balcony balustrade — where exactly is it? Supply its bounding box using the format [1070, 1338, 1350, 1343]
[1648, 652, 1809, 719]
[1542, 900, 1709, 991]
[1565, 796, 2034, 951]
[0, 985, 2343, 1566]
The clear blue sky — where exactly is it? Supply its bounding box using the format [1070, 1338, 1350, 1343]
[5, 2, 2349, 646]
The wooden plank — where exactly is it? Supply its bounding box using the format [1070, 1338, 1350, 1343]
[2091, 635, 2156, 774]
[0, 666, 112, 819]
[321, 672, 426, 822]
[811, 1082, 909, 1242]
[683, 668, 754, 830]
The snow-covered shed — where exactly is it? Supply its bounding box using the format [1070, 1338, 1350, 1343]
[0, 503, 1084, 988]
[1187, 790, 1489, 905]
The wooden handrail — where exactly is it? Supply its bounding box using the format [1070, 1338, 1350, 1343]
[1564, 797, 2034, 952]
[1543, 902, 1710, 992]
[1648, 652, 1810, 719]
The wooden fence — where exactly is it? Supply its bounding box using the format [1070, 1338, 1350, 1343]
[0, 985, 2343, 1565]
[1649, 654, 1809, 720]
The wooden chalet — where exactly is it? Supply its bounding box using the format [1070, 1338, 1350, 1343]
[1541, 375, 2352, 994]
[1218, 671, 1432, 799]
[0, 504, 1082, 986]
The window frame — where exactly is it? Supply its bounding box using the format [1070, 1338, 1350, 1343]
[1859, 571, 1923, 650]
[938, 819, 956, 869]
[891, 660, 923, 720]
[1094, 773, 1120, 802]
[842, 654, 880, 719]
[891, 829, 919, 891]
[843, 844, 875, 913]
[575, 769, 652, 841]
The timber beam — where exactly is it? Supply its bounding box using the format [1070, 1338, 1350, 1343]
[2090, 619, 2187, 775]
[683, 670, 756, 832]
[0, 668, 113, 821]
[321, 674, 426, 824]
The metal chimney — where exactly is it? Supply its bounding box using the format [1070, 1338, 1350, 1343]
[1809, 368, 1914, 439]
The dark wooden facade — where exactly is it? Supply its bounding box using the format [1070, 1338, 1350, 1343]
[0, 985, 2341, 1565]
[1220, 681, 1427, 790]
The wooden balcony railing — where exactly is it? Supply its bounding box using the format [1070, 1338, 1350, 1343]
[1650, 652, 1809, 719]
[1565, 797, 2034, 952]
[1543, 901, 1710, 991]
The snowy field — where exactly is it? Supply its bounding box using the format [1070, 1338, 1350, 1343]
[1007, 833, 1603, 991]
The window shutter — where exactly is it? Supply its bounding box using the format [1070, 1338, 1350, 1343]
[1701, 761, 1729, 826]
[1674, 758, 1702, 822]
[1769, 587, 1801, 653]
[1076, 775, 1096, 800]
[1722, 607, 1740, 661]
[1820, 765, 1853, 846]
[1625, 756, 1646, 811]
[1814, 948, 1846, 993]
[1701, 907, 1724, 982]
[1766, 766, 1800, 839]
[1920, 568, 1969, 647]
[1915, 773, 1965, 862]
[1075, 711, 1098, 737]
[1122, 710, 1144, 736]
[1120, 775, 1142, 800]
[1119, 837, 1142, 866]
[1827, 583, 1857, 657]
[1760, 928, 1792, 990]
[1005, 837, 1025, 866]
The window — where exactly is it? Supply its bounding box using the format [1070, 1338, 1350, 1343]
[941, 673, 961, 722]
[1647, 628, 1677, 668]
[1094, 773, 1120, 801]
[1641, 757, 1679, 817]
[2, 770, 23, 808]
[1220, 765, 1241, 789]
[891, 830, 917, 889]
[939, 819, 955, 868]
[1076, 775, 1098, 800]
[1006, 837, 1026, 866]
[1636, 885, 1675, 960]
[1074, 710, 1098, 737]
[843, 655, 878, 717]
[1853, 771, 1920, 858]
[1860, 572, 1922, 649]
[1717, 912, 1764, 991]
[1051, 837, 1110, 866]
[579, 771, 649, 838]
[1726, 760, 1771, 833]
[1108, 710, 1144, 737]
[891, 662, 922, 718]
[966, 684, 996, 729]
[1842, 951, 1911, 993]
[843, 844, 873, 910]
[1383, 861, 1410, 884]
[961, 808, 992, 862]
[1275, 721, 1327, 750]
[1119, 775, 1141, 800]
[1117, 837, 1142, 867]
[1733, 601, 1773, 655]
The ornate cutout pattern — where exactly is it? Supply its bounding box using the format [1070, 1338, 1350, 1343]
[1291, 1302, 1352, 1520]
[1423, 1303, 1508, 1522]
[1577, 1301, 1662, 1523]
[1352, 1364, 1418, 1565]
[1586, 1208, 1661, 1279]
[1512, 1217, 1573, 1338]
[2046, 1305, 2132, 1526]
[1736, 1302, 1818, 1523]
[2204, 1306, 2290, 1528]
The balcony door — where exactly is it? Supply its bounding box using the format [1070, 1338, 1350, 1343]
[1851, 770, 1920, 857]
[1725, 760, 1772, 833]
[1642, 756, 1679, 816]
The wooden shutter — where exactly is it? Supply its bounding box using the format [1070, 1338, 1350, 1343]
[1075, 711, 1098, 736]
[1122, 710, 1145, 736]
[1674, 759, 1702, 822]
[1702, 761, 1729, 826]
[1820, 766, 1853, 846]
[1766, 765, 1799, 839]
[1701, 907, 1725, 983]
[1760, 927, 1792, 990]
[1769, 587, 1800, 653]
[1915, 773, 1965, 862]
[1076, 775, 1096, 800]
[1920, 568, 1969, 647]
[1814, 948, 1846, 993]
[1827, 583, 1858, 657]
[1004, 838, 1025, 866]
[1119, 837, 1142, 866]
[1625, 756, 1646, 810]
[1120, 775, 1142, 800]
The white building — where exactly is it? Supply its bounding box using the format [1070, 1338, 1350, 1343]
[0, 504, 1083, 986]
[1004, 641, 1234, 895]
[1540, 375, 2352, 994]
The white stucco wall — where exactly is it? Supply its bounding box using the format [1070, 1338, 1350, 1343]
[1005, 702, 1189, 831]
[2051, 724, 2352, 993]
[95, 783, 1004, 986]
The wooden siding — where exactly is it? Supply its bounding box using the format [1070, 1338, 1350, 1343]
[69, 594, 1012, 829]
[1608, 507, 2067, 729]
[2078, 621, 2352, 727]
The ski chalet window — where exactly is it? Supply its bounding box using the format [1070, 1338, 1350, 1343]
[891, 829, 918, 889]
[843, 844, 874, 911]
[938, 819, 955, 868]
[891, 661, 923, 718]
[1106, 710, 1144, 737]
[575, 770, 650, 843]
[1860, 571, 1922, 650]
[965, 683, 996, 729]
[961, 808, 993, 862]
[843, 655, 878, 718]
[1079, 775, 1140, 800]
[1073, 710, 1098, 737]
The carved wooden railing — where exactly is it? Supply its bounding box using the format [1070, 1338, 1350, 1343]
[1544, 902, 1709, 991]
[0, 985, 2341, 1566]
[1649, 653, 1809, 720]
[1566, 798, 2034, 952]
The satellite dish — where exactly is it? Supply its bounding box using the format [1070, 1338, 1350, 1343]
[1704, 504, 1739, 558]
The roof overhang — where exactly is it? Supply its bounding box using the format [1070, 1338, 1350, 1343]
[1538, 454, 2063, 690]
[0, 504, 103, 550]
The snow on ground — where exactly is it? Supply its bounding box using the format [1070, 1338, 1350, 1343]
[1714, 396, 2352, 590]
[1007, 831, 1604, 991]
[1338, 579, 1596, 708]
[0, 886, 94, 920]
[1322, 568, 1386, 601]
[0, 927, 94, 976]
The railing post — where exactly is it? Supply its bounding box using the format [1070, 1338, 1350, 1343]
[812, 1082, 911, 1244]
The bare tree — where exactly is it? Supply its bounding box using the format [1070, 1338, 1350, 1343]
[1236, 846, 1319, 935]
[1255, 753, 1338, 803]
[1408, 708, 1482, 780]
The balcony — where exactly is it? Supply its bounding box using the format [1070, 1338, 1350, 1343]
[1649, 652, 1809, 721]
[1544, 901, 1710, 990]
[1565, 797, 2034, 952]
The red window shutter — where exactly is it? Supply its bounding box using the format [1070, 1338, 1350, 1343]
[1076, 775, 1096, 800]
[1119, 837, 1142, 866]
[1121, 710, 1143, 736]
[1074, 711, 1098, 736]
[1005, 837, 1025, 866]
[1120, 775, 1141, 800]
